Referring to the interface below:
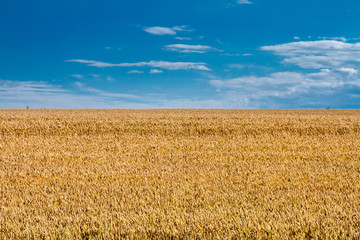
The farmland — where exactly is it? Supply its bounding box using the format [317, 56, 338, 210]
[0, 109, 359, 239]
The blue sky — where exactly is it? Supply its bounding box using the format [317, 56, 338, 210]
[1, 0, 360, 108]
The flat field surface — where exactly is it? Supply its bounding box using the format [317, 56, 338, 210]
[0, 109, 359, 239]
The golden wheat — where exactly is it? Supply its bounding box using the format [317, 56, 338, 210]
[0, 109, 359, 239]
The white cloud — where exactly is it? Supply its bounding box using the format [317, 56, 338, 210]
[0, 79, 229, 109]
[216, 38, 225, 45]
[175, 37, 192, 40]
[204, 39, 360, 108]
[1, 74, 359, 109]
[349, 37, 360, 41]
[209, 69, 360, 108]
[106, 76, 115, 82]
[144, 27, 176, 35]
[215, 70, 349, 89]
[149, 69, 163, 74]
[104, 47, 111, 50]
[222, 53, 251, 56]
[71, 74, 115, 82]
[71, 74, 84, 79]
[228, 64, 244, 69]
[338, 67, 358, 75]
[237, 0, 253, 4]
[74, 82, 137, 99]
[164, 44, 216, 53]
[318, 36, 347, 42]
[73, 81, 98, 93]
[143, 25, 191, 35]
[127, 70, 144, 74]
[172, 25, 191, 32]
[67, 59, 211, 71]
[261, 40, 360, 69]
[0, 80, 66, 94]
[222, 53, 241, 56]
[294, 36, 301, 40]
[0, 79, 145, 108]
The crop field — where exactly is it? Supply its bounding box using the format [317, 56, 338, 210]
[0, 109, 359, 239]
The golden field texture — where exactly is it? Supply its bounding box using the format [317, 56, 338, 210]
[0, 109, 360, 239]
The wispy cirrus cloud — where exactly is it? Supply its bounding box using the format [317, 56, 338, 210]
[175, 37, 192, 41]
[317, 36, 347, 42]
[0, 79, 227, 109]
[261, 40, 360, 69]
[70, 74, 115, 82]
[73, 82, 138, 99]
[0, 80, 66, 94]
[0, 79, 142, 108]
[71, 74, 84, 79]
[211, 70, 353, 92]
[149, 69, 163, 74]
[237, 0, 253, 4]
[0, 80, 82, 108]
[210, 69, 360, 108]
[222, 53, 252, 56]
[143, 25, 191, 35]
[222, 53, 241, 56]
[127, 70, 144, 74]
[66, 59, 211, 71]
[164, 44, 217, 53]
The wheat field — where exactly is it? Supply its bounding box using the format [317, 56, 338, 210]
[0, 109, 359, 239]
